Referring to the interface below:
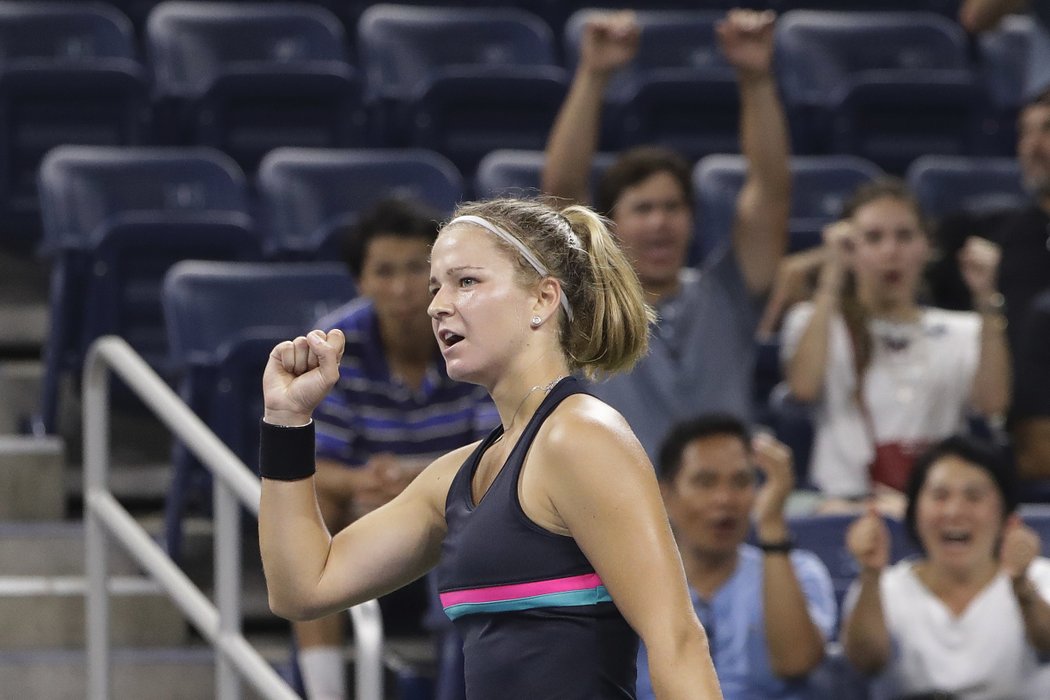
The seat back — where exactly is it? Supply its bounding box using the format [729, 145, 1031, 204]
[358, 3, 558, 101]
[906, 155, 1027, 222]
[147, 1, 350, 97]
[35, 145, 256, 434]
[146, 1, 362, 171]
[978, 15, 1036, 154]
[257, 147, 462, 260]
[776, 10, 982, 169]
[473, 149, 616, 202]
[161, 259, 355, 555]
[0, 1, 148, 252]
[693, 154, 883, 261]
[357, 4, 566, 175]
[789, 512, 919, 615]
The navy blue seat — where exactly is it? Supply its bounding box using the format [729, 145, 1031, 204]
[473, 148, 616, 202]
[34, 145, 258, 435]
[564, 9, 739, 161]
[257, 147, 463, 261]
[905, 155, 1027, 222]
[977, 15, 1037, 156]
[789, 512, 919, 617]
[357, 4, 568, 177]
[776, 10, 987, 172]
[692, 154, 882, 263]
[0, 2, 149, 253]
[161, 259, 355, 558]
[146, 1, 365, 174]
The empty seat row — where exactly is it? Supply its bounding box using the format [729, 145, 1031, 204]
[0, 1, 1036, 255]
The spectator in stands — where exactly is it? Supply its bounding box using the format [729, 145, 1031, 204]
[841, 435, 1050, 699]
[959, 0, 1050, 98]
[542, 8, 790, 459]
[636, 413, 835, 700]
[297, 199, 497, 700]
[927, 87, 1050, 473]
[1014, 290, 1050, 479]
[781, 179, 1011, 515]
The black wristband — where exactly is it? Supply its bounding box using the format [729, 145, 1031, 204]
[757, 538, 794, 555]
[259, 419, 316, 481]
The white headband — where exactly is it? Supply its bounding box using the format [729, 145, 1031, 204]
[448, 214, 574, 322]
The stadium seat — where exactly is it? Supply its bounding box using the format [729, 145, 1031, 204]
[473, 149, 617, 202]
[692, 153, 883, 263]
[564, 9, 739, 160]
[776, 10, 987, 172]
[977, 14, 1037, 156]
[905, 155, 1027, 222]
[161, 259, 355, 558]
[146, 1, 365, 173]
[788, 512, 919, 615]
[34, 145, 258, 436]
[256, 147, 463, 261]
[357, 4, 568, 177]
[0, 1, 149, 253]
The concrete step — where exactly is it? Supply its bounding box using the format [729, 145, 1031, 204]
[0, 644, 289, 700]
[0, 435, 65, 520]
[0, 360, 42, 434]
[0, 575, 187, 649]
[0, 520, 154, 576]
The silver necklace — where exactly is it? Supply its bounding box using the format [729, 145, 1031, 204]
[493, 376, 567, 443]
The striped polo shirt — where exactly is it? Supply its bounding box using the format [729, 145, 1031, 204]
[313, 298, 497, 467]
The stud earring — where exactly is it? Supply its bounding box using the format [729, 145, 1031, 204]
[531, 315, 542, 327]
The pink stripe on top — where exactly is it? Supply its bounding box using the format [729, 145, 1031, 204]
[440, 572, 604, 608]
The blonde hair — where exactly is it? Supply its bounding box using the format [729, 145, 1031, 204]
[446, 198, 654, 378]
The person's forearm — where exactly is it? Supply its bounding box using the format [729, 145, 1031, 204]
[1014, 575, 1050, 653]
[647, 624, 723, 699]
[1016, 419, 1050, 479]
[785, 289, 839, 402]
[732, 70, 791, 294]
[761, 551, 826, 677]
[259, 477, 334, 621]
[542, 68, 609, 205]
[841, 571, 891, 674]
[970, 305, 1011, 417]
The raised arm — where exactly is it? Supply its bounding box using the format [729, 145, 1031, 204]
[537, 399, 722, 699]
[720, 9, 791, 296]
[751, 434, 826, 677]
[840, 505, 892, 674]
[542, 11, 639, 206]
[958, 236, 1012, 417]
[784, 222, 852, 402]
[258, 330, 454, 620]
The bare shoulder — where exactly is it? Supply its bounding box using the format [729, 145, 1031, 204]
[536, 394, 652, 479]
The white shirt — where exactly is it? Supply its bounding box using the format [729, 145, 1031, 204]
[781, 305, 981, 497]
[844, 558, 1050, 700]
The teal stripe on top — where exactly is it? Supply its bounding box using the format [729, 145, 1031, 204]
[444, 585, 613, 621]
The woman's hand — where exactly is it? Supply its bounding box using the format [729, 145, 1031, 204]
[1000, 513, 1041, 581]
[579, 11, 640, 78]
[846, 503, 891, 573]
[717, 9, 777, 81]
[262, 329, 345, 426]
[958, 236, 1002, 306]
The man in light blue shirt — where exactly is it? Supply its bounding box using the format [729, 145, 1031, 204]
[637, 414, 837, 700]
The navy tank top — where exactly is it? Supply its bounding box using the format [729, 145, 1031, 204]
[435, 376, 638, 699]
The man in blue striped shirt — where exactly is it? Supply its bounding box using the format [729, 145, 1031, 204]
[298, 198, 497, 700]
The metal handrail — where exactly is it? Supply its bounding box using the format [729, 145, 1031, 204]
[82, 335, 383, 699]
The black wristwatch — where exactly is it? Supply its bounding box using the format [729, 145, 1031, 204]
[757, 538, 794, 555]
